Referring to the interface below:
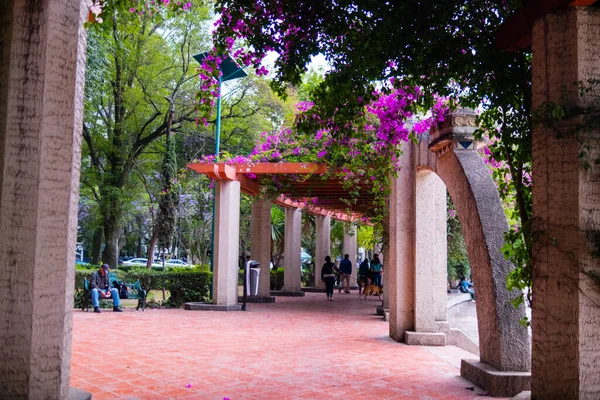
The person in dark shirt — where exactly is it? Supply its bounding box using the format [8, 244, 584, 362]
[338, 254, 352, 294]
[89, 264, 123, 313]
[370, 254, 383, 288]
[321, 256, 338, 301]
[358, 258, 371, 294]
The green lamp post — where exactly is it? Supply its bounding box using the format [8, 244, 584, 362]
[193, 52, 247, 299]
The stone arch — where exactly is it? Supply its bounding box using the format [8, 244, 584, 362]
[387, 109, 530, 396]
[434, 145, 530, 372]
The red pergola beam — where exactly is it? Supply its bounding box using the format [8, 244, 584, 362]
[496, 0, 597, 51]
[187, 162, 329, 175]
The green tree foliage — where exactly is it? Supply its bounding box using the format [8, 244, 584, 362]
[270, 205, 285, 267]
[82, 5, 212, 267]
[82, 5, 288, 267]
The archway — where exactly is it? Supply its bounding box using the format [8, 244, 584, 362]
[386, 109, 530, 397]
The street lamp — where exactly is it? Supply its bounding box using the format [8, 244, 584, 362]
[193, 52, 247, 299]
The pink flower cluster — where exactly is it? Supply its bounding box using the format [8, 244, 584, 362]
[195, 86, 450, 199]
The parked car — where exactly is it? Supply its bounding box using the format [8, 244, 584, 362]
[300, 250, 312, 265]
[163, 259, 190, 267]
[121, 258, 162, 268]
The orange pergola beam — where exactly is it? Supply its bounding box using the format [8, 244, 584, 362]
[187, 162, 329, 176]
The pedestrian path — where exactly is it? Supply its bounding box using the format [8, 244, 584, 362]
[71, 292, 498, 399]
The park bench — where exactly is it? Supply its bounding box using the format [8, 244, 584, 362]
[82, 272, 147, 311]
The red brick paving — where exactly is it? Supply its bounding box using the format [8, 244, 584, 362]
[71, 292, 495, 399]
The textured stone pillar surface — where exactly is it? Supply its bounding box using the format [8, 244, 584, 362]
[314, 215, 331, 289]
[213, 180, 241, 305]
[415, 170, 448, 332]
[382, 219, 390, 309]
[531, 7, 600, 398]
[343, 227, 358, 287]
[283, 208, 302, 292]
[388, 146, 416, 342]
[250, 199, 272, 297]
[0, 0, 87, 397]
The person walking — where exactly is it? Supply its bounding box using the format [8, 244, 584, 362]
[370, 254, 383, 288]
[358, 258, 370, 294]
[338, 254, 352, 293]
[321, 256, 338, 301]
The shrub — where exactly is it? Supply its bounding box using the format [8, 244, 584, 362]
[74, 268, 211, 308]
[270, 267, 284, 290]
[163, 271, 210, 307]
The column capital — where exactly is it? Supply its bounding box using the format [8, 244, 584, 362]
[428, 108, 482, 157]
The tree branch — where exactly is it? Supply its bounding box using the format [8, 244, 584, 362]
[82, 123, 103, 171]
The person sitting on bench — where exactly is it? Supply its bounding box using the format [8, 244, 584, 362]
[89, 264, 123, 313]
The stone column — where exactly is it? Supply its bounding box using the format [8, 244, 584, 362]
[283, 208, 302, 293]
[382, 218, 390, 309]
[250, 199, 272, 297]
[343, 227, 358, 288]
[531, 7, 600, 398]
[405, 170, 449, 345]
[213, 180, 241, 305]
[0, 0, 88, 397]
[314, 215, 331, 289]
[388, 145, 416, 342]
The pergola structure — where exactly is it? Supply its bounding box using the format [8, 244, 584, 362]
[187, 161, 375, 221]
[186, 161, 371, 305]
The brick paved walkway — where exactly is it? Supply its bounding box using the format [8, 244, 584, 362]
[71, 292, 493, 399]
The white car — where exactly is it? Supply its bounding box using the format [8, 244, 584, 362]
[121, 258, 162, 268]
[163, 259, 190, 267]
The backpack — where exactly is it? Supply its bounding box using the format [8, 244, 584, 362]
[119, 283, 129, 299]
[113, 281, 129, 299]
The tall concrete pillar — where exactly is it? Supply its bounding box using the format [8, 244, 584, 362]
[213, 180, 241, 305]
[382, 219, 390, 309]
[314, 215, 331, 289]
[343, 227, 358, 288]
[283, 208, 302, 293]
[250, 199, 272, 297]
[0, 0, 88, 397]
[531, 7, 600, 398]
[388, 146, 416, 342]
[405, 170, 449, 344]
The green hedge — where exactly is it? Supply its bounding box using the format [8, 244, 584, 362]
[74, 267, 211, 308]
[270, 268, 284, 290]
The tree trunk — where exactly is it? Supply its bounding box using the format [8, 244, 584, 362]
[91, 227, 103, 264]
[147, 229, 157, 268]
[102, 219, 119, 269]
[100, 183, 123, 268]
